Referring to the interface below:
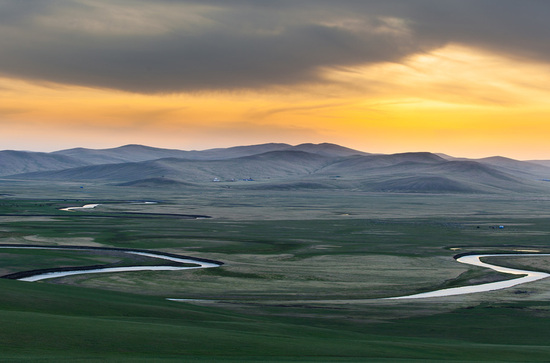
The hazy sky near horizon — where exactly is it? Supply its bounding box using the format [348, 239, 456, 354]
[1, 0, 550, 159]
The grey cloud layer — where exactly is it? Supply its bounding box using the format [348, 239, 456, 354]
[0, 0, 548, 93]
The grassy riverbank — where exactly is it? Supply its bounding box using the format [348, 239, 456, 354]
[1, 182, 550, 361]
[2, 278, 550, 362]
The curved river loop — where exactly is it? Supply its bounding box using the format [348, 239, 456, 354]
[2, 202, 548, 300]
[385, 253, 550, 300]
[1, 244, 548, 300]
[0, 245, 223, 282]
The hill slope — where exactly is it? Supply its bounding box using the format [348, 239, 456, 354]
[9, 150, 333, 183]
[4, 144, 550, 194]
[52, 144, 192, 164]
[50, 142, 368, 165]
[0, 151, 88, 176]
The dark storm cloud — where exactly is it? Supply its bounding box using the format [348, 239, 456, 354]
[402, 0, 550, 60]
[0, 0, 548, 93]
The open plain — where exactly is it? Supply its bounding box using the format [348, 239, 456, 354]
[5, 1, 550, 361]
[2, 144, 550, 362]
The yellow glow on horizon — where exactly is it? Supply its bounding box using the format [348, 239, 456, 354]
[2, 44, 550, 159]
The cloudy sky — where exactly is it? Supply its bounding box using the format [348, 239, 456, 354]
[1, 0, 550, 158]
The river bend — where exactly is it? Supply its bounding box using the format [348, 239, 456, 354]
[2, 244, 548, 300]
[0, 245, 222, 282]
[386, 253, 550, 300]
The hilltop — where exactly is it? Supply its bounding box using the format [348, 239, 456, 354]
[2, 143, 550, 194]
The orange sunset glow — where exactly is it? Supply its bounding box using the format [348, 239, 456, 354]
[1, 1, 549, 159]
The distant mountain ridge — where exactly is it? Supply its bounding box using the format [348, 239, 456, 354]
[50, 142, 367, 165]
[2, 143, 550, 194]
[0, 150, 89, 176]
[51, 144, 189, 164]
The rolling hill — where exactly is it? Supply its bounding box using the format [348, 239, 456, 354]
[53, 143, 290, 164]
[0, 150, 89, 176]
[3, 143, 550, 194]
[9, 150, 333, 183]
[51, 142, 365, 165]
[52, 144, 190, 164]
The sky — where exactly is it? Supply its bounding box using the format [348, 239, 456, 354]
[1, 0, 550, 159]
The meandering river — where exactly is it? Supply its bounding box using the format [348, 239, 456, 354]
[60, 204, 100, 211]
[0, 245, 222, 282]
[22, 202, 543, 297]
[386, 253, 550, 299]
[2, 243, 548, 299]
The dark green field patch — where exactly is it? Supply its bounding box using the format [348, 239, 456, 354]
[1, 280, 550, 361]
[2, 193, 550, 361]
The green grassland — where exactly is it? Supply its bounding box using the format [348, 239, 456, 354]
[1, 180, 550, 361]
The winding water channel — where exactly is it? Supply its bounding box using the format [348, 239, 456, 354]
[59, 204, 101, 211]
[0, 245, 222, 281]
[6, 202, 537, 298]
[1, 244, 548, 300]
[386, 253, 550, 300]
